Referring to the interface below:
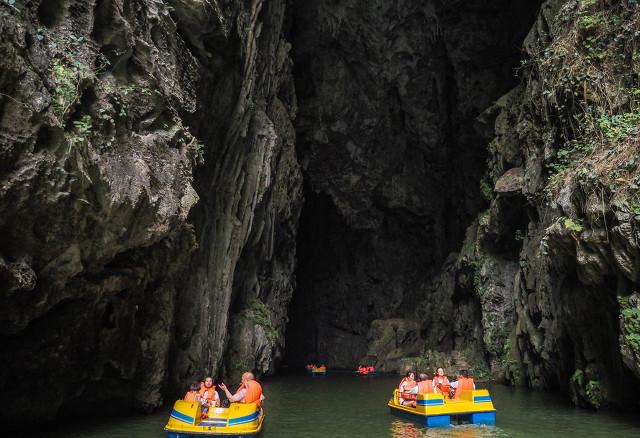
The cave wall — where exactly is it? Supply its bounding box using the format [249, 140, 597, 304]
[0, 0, 301, 423]
[287, 0, 543, 369]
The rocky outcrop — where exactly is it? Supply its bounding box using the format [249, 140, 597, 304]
[450, 0, 640, 409]
[0, 0, 301, 422]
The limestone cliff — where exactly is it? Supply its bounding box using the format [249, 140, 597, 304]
[0, 0, 300, 422]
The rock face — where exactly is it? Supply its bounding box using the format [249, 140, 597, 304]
[450, 0, 640, 409]
[286, 0, 543, 368]
[0, 0, 301, 422]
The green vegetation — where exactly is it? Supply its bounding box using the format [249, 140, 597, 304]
[246, 299, 278, 343]
[571, 368, 585, 386]
[67, 115, 93, 152]
[534, 0, 640, 206]
[563, 217, 584, 233]
[586, 380, 602, 408]
[479, 175, 493, 202]
[50, 59, 88, 124]
[621, 307, 640, 354]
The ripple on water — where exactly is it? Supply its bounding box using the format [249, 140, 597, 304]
[44, 373, 640, 438]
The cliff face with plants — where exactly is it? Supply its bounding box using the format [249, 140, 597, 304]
[418, 0, 640, 409]
[0, 0, 301, 422]
[1, 0, 640, 425]
[472, 0, 640, 409]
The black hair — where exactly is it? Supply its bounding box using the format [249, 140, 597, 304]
[405, 371, 414, 378]
[459, 369, 469, 378]
[190, 382, 200, 391]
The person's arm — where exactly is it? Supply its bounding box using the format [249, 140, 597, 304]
[450, 381, 458, 389]
[228, 388, 245, 402]
[410, 386, 418, 394]
[218, 383, 234, 400]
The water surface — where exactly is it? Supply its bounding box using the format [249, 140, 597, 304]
[50, 372, 640, 437]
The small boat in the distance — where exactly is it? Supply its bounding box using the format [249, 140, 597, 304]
[311, 366, 327, 376]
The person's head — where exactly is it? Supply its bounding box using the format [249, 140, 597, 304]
[458, 369, 469, 378]
[204, 376, 214, 388]
[190, 382, 200, 392]
[436, 367, 445, 377]
[418, 373, 428, 382]
[241, 372, 255, 383]
[405, 371, 415, 380]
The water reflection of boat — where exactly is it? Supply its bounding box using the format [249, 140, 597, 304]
[388, 389, 496, 427]
[390, 419, 500, 438]
[164, 399, 264, 437]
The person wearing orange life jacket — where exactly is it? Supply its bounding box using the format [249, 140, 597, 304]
[415, 373, 435, 395]
[219, 372, 264, 405]
[183, 382, 201, 402]
[399, 371, 417, 407]
[433, 367, 450, 396]
[367, 366, 375, 374]
[199, 376, 220, 408]
[451, 369, 476, 399]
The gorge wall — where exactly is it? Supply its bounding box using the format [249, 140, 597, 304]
[0, 0, 301, 422]
[1, 0, 640, 425]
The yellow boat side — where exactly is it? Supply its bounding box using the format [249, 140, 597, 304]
[165, 400, 264, 437]
[388, 389, 496, 427]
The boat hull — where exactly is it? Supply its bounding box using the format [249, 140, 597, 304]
[388, 389, 496, 427]
[165, 400, 264, 437]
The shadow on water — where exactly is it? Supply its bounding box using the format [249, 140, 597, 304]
[46, 372, 640, 438]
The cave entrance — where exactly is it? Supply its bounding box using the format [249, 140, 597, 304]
[283, 0, 545, 370]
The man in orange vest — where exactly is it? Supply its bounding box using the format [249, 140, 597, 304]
[219, 372, 264, 404]
[451, 369, 476, 399]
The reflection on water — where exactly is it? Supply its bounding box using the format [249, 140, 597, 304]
[47, 372, 640, 438]
[389, 420, 507, 438]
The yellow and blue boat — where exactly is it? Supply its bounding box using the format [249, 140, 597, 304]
[311, 367, 327, 376]
[388, 389, 496, 427]
[164, 399, 264, 437]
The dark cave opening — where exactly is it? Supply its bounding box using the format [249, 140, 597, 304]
[284, 0, 545, 369]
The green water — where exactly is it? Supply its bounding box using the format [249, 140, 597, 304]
[49, 372, 640, 437]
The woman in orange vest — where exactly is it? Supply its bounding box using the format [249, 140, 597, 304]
[452, 369, 476, 399]
[433, 367, 450, 397]
[219, 372, 264, 405]
[183, 383, 201, 402]
[199, 376, 219, 407]
[399, 371, 417, 407]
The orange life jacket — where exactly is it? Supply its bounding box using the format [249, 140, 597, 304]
[184, 390, 199, 402]
[453, 377, 475, 399]
[199, 382, 217, 403]
[237, 380, 263, 404]
[433, 376, 450, 394]
[400, 379, 417, 400]
[417, 380, 433, 395]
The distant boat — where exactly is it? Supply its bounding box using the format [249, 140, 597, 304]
[311, 366, 327, 376]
